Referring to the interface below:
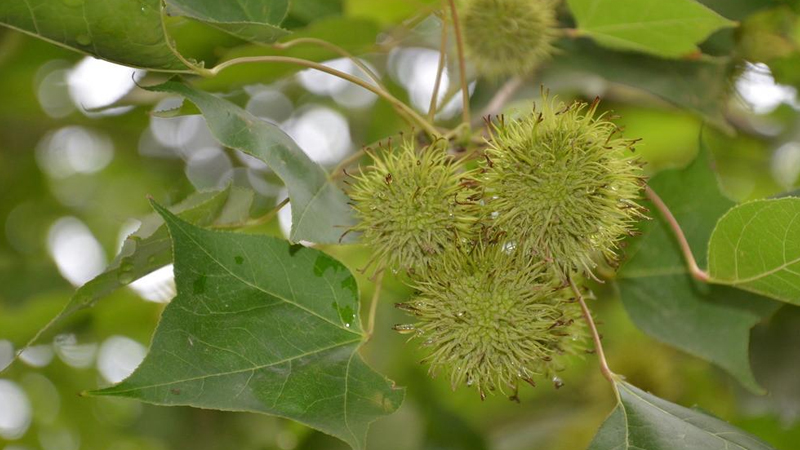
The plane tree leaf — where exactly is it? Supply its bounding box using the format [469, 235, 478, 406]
[589, 381, 776, 449]
[144, 79, 356, 244]
[0, 0, 189, 71]
[92, 201, 403, 450]
[616, 138, 779, 392]
[566, 0, 736, 58]
[0, 188, 236, 374]
[708, 197, 800, 304]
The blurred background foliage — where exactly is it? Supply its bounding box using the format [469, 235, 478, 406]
[2, 0, 800, 449]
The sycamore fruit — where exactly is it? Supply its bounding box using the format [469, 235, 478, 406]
[347, 140, 477, 273]
[461, 0, 559, 77]
[479, 96, 646, 277]
[395, 243, 586, 399]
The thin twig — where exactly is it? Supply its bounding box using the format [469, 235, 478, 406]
[569, 277, 617, 391]
[201, 56, 440, 139]
[273, 38, 384, 89]
[446, 0, 471, 126]
[645, 186, 710, 282]
[366, 271, 385, 340]
[473, 76, 524, 127]
[428, 11, 449, 121]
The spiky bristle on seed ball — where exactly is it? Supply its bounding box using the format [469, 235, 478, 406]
[479, 95, 646, 278]
[461, 0, 559, 78]
[347, 140, 478, 273]
[396, 243, 587, 399]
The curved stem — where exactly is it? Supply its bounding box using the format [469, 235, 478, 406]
[205, 56, 440, 138]
[446, 0, 471, 127]
[428, 12, 449, 121]
[365, 271, 385, 340]
[569, 277, 616, 390]
[645, 186, 710, 282]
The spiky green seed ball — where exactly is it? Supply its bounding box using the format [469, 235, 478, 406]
[461, 0, 559, 77]
[395, 243, 586, 398]
[348, 141, 477, 272]
[479, 96, 646, 277]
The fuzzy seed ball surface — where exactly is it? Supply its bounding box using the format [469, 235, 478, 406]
[348, 141, 476, 272]
[461, 0, 558, 77]
[479, 97, 646, 277]
[397, 244, 586, 398]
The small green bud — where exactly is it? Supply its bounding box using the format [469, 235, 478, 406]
[461, 0, 559, 78]
[397, 243, 587, 399]
[347, 140, 477, 272]
[479, 95, 646, 277]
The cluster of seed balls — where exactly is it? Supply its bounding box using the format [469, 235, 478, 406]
[347, 96, 646, 399]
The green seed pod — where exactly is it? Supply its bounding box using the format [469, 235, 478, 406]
[461, 0, 559, 78]
[396, 243, 587, 399]
[479, 96, 646, 277]
[347, 140, 477, 273]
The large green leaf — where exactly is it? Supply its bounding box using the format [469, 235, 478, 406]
[92, 202, 403, 450]
[166, 0, 290, 44]
[0, 188, 234, 374]
[566, 0, 735, 58]
[0, 0, 189, 71]
[145, 79, 355, 244]
[589, 381, 775, 449]
[549, 40, 733, 132]
[617, 139, 779, 392]
[708, 198, 800, 304]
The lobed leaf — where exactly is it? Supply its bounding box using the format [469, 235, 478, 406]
[92, 201, 403, 450]
[708, 197, 800, 304]
[3, 188, 235, 373]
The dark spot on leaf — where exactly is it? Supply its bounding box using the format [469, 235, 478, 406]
[235, 256, 244, 265]
[193, 276, 206, 295]
[337, 305, 355, 328]
[340, 276, 358, 299]
[313, 254, 341, 277]
[170, 388, 181, 395]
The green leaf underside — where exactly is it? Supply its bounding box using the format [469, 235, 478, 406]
[145, 80, 356, 244]
[166, 0, 290, 43]
[589, 381, 776, 449]
[12, 188, 231, 366]
[566, 0, 735, 58]
[93, 202, 402, 450]
[617, 140, 778, 392]
[708, 198, 800, 305]
[551, 40, 732, 132]
[0, 0, 188, 71]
